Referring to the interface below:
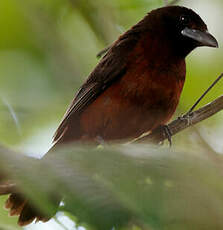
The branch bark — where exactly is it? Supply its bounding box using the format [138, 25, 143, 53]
[135, 95, 223, 144]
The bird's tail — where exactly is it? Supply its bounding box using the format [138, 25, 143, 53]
[0, 182, 50, 226]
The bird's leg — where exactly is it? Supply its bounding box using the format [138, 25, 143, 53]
[178, 113, 193, 126]
[161, 125, 172, 147]
[96, 136, 106, 146]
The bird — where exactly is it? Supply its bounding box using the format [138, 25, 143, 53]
[0, 5, 218, 226]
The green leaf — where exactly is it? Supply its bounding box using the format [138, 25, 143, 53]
[0, 144, 223, 230]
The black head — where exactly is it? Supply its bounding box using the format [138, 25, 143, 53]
[147, 6, 218, 57]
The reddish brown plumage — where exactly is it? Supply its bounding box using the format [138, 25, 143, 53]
[54, 7, 193, 144]
[2, 5, 218, 226]
[78, 44, 185, 141]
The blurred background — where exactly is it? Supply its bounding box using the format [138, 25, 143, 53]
[0, 0, 222, 229]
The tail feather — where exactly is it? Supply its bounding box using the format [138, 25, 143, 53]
[18, 203, 39, 226]
[5, 193, 25, 216]
[0, 152, 59, 226]
[1, 186, 51, 226]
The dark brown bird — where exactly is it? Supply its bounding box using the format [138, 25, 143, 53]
[52, 6, 218, 144]
[1, 5, 218, 226]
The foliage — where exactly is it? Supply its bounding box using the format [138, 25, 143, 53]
[1, 144, 223, 230]
[0, 0, 222, 229]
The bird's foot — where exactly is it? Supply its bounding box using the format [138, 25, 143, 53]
[162, 125, 172, 147]
[96, 136, 106, 148]
[178, 113, 192, 126]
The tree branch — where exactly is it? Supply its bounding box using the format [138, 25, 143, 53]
[135, 94, 223, 144]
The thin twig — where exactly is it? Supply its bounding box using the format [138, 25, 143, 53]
[186, 73, 223, 116]
[135, 94, 223, 144]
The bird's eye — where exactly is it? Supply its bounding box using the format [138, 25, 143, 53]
[180, 15, 190, 25]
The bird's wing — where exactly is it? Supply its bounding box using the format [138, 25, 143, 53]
[53, 29, 142, 143]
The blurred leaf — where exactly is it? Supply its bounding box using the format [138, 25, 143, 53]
[0, 144, 223, 229]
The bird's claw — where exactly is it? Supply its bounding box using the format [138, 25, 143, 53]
[96, 136, 105, 146]
[162, 125, 172, 147]
[178, 113, 192, 126]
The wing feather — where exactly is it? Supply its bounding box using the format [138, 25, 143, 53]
[53, 19, 147, 142]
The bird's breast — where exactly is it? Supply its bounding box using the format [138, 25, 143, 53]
[79, 59, 186, 141]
